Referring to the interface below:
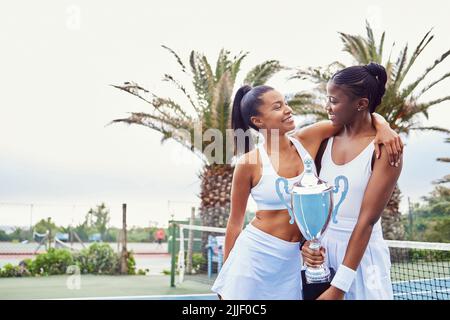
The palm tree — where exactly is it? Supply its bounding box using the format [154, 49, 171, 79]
[434, 137, 450, 185]
[290, 22, 450, 239]
[85, 203, 110, 241]
[111, 46, 283, 232]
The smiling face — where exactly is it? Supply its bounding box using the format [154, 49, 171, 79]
[326, 81, 368, 126]
[250, 90, 295, 134]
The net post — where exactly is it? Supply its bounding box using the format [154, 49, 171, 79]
[170, 220, 177, 287]
[177, 224, 185, 284]
[186, 207, 195, 274]
[119, 203, 128, 275]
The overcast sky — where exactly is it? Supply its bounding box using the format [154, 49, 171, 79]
[0, 0, 449, 228]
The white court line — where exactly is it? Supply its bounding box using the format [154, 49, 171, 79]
[47, 293, 218, 300]
[392, 276, 450, 284]
[393, 288, 450, 297]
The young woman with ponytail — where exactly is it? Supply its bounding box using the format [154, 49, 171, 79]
[211, 64, 402, 300]
[301, 63, 402, 300]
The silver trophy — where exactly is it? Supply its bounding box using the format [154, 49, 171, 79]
[275, 155, 348, 284]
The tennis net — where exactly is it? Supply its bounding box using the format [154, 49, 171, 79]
[388, 240, 450, 300]
[173, 224, 450, 300]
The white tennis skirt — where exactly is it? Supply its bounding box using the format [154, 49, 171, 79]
[322, 217, 393, 300]
[211, 223, 303, 300]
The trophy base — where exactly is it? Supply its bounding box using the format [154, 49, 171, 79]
[301, 267, 335, 300]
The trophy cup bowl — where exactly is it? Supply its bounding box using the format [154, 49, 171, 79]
[291, 187, 333, 283]
[275, 156, 348, 285]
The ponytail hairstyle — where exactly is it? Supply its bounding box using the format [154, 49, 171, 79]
[330, 62, 387, 113]
[231, 85, 273, 154]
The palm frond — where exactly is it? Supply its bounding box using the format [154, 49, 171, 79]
[384, 60, 395, 85]
[215, 49, 232, 80]
[401, 49, 450, 98]
[110, 111, 189, 131]
[290, 61, 344, 84]
[244, 60, 284, 86]
[283, 91, 328, 119]
[392, 44, 408, 91]
[339, 33, 370, 63]
[161, 45, 187, 73]
[152, 96, 194, 122]
[433, 174, 450, 184]
[378, 31, 385, 59]
[365, 21, 380, 62]
[298, 23, 450, 139]
[111, 84, 185, 122]
[230, 51, 249, 82]
[110, 82, 149, 95]
[112, 49, 284, 165]
[414, 96, 450, 115]
[162, 74, 199, 113]
[210, 71, 233, 133]
[409, 126, 450, 134]
[415, 72, 450, 99]
[109, 113, 176, 141]
[287, 91, 319, 105]
[190, 51, 215, 107]
[293, 108, 328, 119]
[110, 112, 206, 161]
[397, 29, 434, 85]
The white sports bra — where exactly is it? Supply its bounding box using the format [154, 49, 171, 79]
[250, 135, 316, 211]
[319, 136, 377, 228]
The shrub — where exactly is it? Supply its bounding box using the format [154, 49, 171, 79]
[192, 253, 207, 272]
[0, 230, 10, 241]
[127, 251, 136, 275]
[162, 269, 178, 275]
[0, 263, 32, 277]
[31, 248, 74, 276]
[410, 248, 450, 262]
[136, 269, 148, 275]
[0, 244, 142, 277]
[74, 243, 119, 275]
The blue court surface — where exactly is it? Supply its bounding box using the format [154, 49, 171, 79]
[392, 277, 450, 300]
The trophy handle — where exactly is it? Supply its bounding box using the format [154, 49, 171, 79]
[332, 175, 349, 224]
[275, 177, 295, 224]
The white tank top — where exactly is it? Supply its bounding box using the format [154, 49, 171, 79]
[250, 135, 316, 211]
[319, 136, 380, 231]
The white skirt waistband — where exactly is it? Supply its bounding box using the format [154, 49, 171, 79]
[244, 223, 300, 251]
[326, 217, 383, 240]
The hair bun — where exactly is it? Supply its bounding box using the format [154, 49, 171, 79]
[364, 63, 387, 83]
[364, 62, 387, 112]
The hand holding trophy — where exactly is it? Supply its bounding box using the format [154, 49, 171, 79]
[275, 155, 348, 299]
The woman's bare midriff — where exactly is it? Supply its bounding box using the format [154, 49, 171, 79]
[250, 209, 303, 242]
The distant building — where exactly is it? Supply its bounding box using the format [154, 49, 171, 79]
[55, 233, 69, 242]
[89, 233, 102, 242]
[0, 225, 28, 234]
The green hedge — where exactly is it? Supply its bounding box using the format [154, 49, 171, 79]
[0, 244, 143, 278]
[74, 243, 119, 275]
[410, 248, 450, 262]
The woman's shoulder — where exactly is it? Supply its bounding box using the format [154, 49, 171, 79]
[235, 149, 260, 168]
[288, 132, 320, 159]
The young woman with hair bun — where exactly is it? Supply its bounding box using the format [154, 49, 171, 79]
[302, 63, 402, 300]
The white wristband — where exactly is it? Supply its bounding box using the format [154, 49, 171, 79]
[330, 264, 357, 293]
